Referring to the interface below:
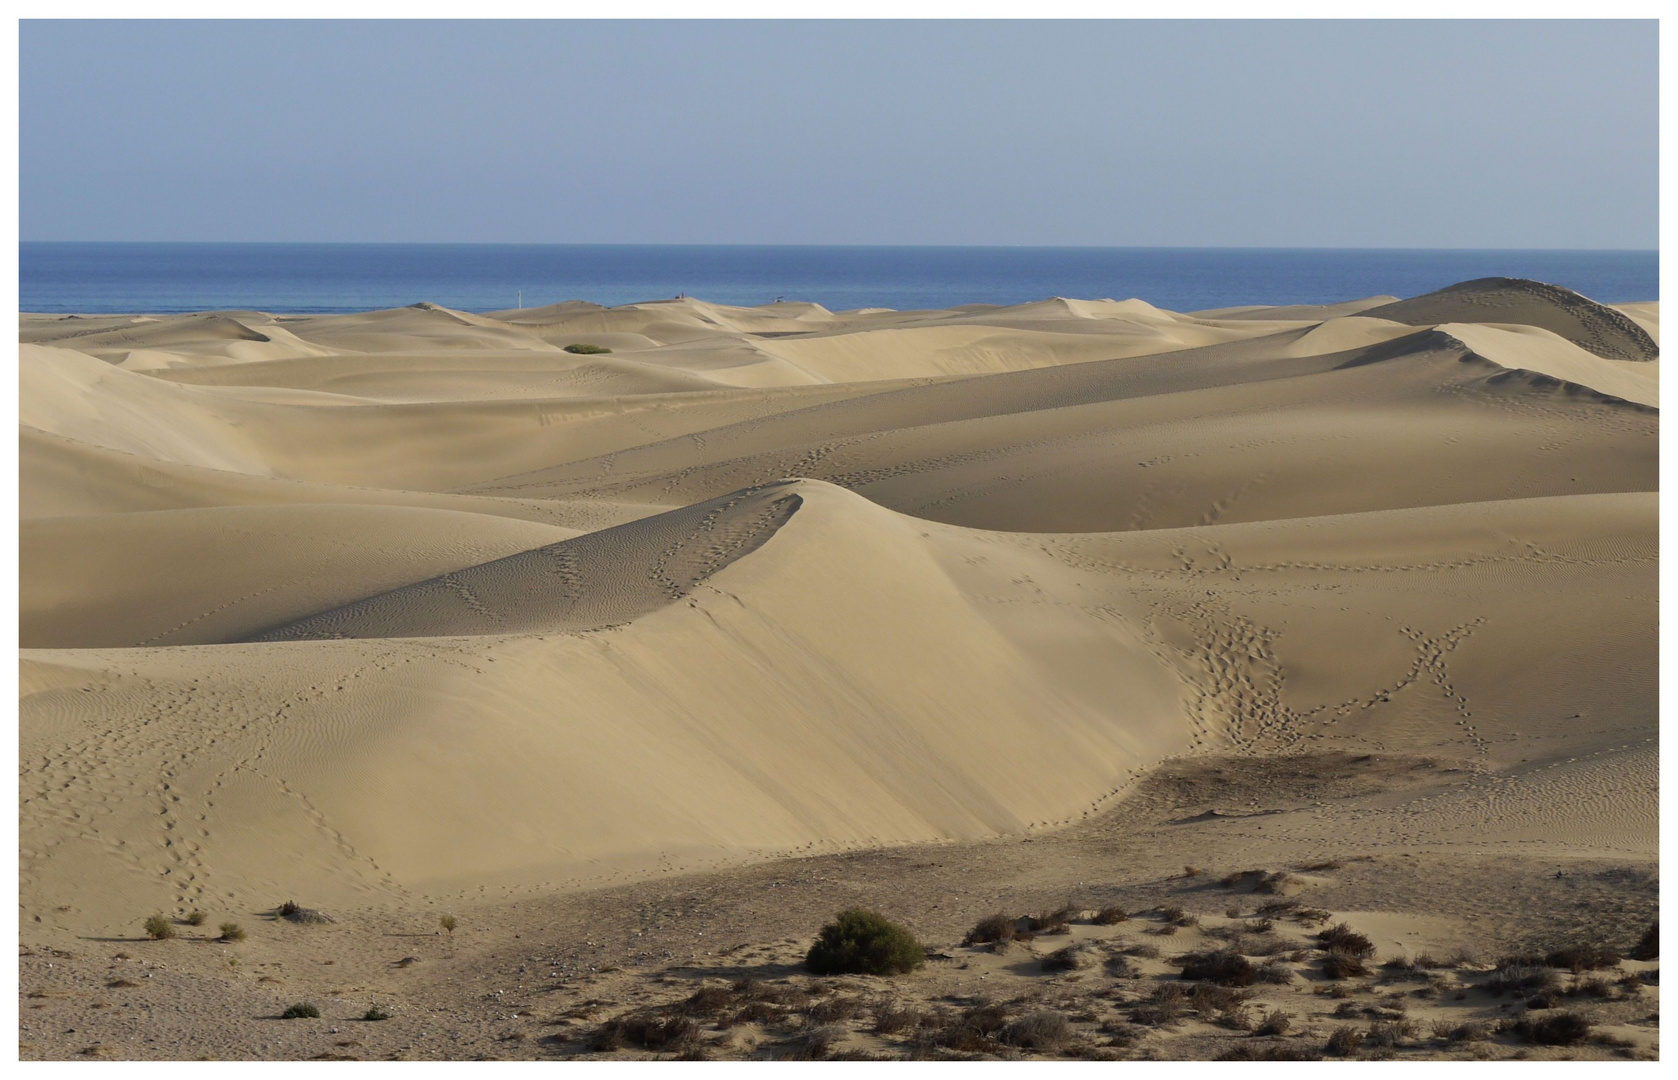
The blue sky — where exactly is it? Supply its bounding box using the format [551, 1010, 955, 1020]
[19, 19, 1658, 247]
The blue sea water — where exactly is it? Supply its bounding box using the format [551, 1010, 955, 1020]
[18, 243, 1658, 316]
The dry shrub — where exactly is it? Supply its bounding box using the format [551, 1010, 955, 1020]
[1486, 961, 1558, 996]
[1256, 961, 1294, 985]
[1299, 859, 1344, 872]
[1129, 983, 1187, 1027]
[1180, 950, 1256, 986]
[1092, 906, 1129, 926]
[1629, 922, 1657, 961]
[1042, 945, 1094, 972]
[143, 915, 174, 941]
[1121, 943, 1162, 960]
[1028, 905, 1077, 935]
[1325, 1026, 1363, 1056]
[1432, 1020, 1489, 1043]
[776, 1024, 842, 1060]
[1159, 906, 1198, 927]
[1243, 918, 1275, 935]
[1253, 1009, 1292, 1036]
[1318, 922, 1375, 958]
[678, 985, 735, 1016]
[1366, 1018, 1419, 1048]
[964, 913, 1016, 946]
[999, 1010, 1072, 1052]
[873, 1004, 924, 1036]
[1104, 954, 1140, 979]
[1545, 945, 1621, 972]
[590, 1012, 696, 1052]
[1321, 953, 1368, 980]
[1512, 1012, 1592, 1046]
[807, 995, 865, 1023]
[184, 910, 206, 927]
[1565, 977, 1616, 1000]
[1217, 1042, 1322, 1061]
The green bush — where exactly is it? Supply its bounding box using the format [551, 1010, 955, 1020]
[282, 1002, 321, 1020]
[185, 910, 207, 926]
[363, 1006, 391, 1021]
[805, 909, 924, 976]
[143, 915, 175, 940]
[218, 922, 246, 942]
[563, 343, 612, 355]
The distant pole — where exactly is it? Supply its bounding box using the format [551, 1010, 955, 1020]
[518, 290, 523, 309]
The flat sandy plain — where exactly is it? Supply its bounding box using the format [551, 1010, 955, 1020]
[18, 278, 1659, 1060]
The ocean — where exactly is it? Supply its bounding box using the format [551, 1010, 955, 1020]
[18, 243, 1658, 316]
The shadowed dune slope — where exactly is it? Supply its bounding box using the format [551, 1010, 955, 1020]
[1358, 277, 1660, 361]
[250, 482, 804, 640]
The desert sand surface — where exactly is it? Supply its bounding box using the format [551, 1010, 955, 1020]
[18, 278, 1658, 1060]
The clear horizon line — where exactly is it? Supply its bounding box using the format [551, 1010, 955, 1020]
[18, 240, 1659, 254]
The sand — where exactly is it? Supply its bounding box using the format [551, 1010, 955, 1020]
[18, 278, 1658, 1060]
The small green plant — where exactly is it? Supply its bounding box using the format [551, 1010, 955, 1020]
[184, 910, 206, 926]
[805, 909, 924, 976]
[363, 1006, 391, 1021]
[282, 1002, 321, 1020]
[440, 914, 457, 936]
[218, 922, 246, 942]
[563, 343, 612, 355]
[143, 914, 175, 940]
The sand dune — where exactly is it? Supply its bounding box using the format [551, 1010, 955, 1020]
[1358, 277, 1660, 361]
[18, 276, 1657, 1003]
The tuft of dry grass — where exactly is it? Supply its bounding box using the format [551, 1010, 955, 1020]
[1545, 945, 1621, 972]
[217, 922, 246, 942]
[143, 914, 174, 940]
[1092, 905, 1129, 926]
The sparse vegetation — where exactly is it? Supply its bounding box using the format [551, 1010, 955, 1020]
[184, 910, 206, 926]
[1254, 1009, 1292, 1036]
[143, 914, 174, 940]
[1092, 905, 1129, 925]
[362, 1006, 391, 1022]
[282, 1003, 321, 1020]
[217, 922, 246, 942]
[1545, 944, 1621, 972]
[805, 910, 923, 976]
[563, 343, 612, 355]
[440, 914, 457, 936]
